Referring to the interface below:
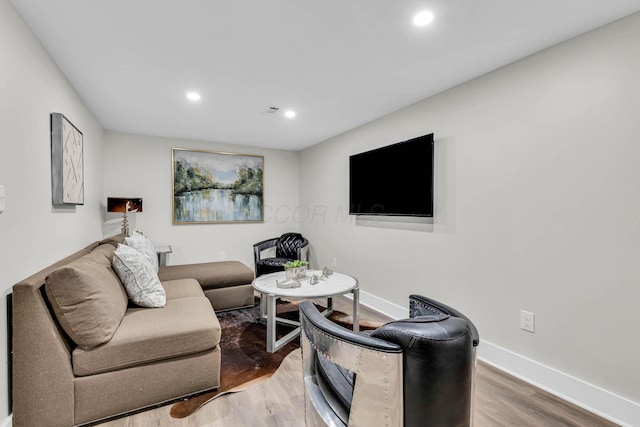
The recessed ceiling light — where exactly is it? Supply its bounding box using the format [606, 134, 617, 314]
[186, 92, 201, 101]
[284, 110, 296, 118]
[413, 11, 434, 27]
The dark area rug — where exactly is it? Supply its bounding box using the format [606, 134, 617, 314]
[170, 299, 384, 419]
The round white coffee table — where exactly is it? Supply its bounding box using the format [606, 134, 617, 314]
[252, 270, 360, 353]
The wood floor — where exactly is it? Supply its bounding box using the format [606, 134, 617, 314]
[99, 297, 618, 427]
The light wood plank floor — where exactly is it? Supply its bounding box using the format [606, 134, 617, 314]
[99, 297, 618, 427]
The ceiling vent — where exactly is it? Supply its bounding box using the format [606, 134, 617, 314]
[262, 105, 280, 115]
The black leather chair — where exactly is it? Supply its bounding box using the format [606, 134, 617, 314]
[300, 294, 479, 427]
[253, 232, 309, 277]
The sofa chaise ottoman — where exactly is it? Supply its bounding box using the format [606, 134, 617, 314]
[158, 260, 254, 311]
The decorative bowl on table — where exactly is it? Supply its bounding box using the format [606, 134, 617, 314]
[284, 260, 309, 280]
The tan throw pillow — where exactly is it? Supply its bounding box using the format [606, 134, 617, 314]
[45, 247, 128, 350]
[125, 232, 159, 273]
[112, 244, 166, 308]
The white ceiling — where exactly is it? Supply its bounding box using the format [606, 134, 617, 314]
[10, 1, 640, 150]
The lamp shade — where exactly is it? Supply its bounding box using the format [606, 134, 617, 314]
[107, 197, 143, 213]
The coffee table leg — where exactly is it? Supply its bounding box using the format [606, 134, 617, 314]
[259, 292, 267, 320]
[266, 293, 277, 353]
[266, 293, 301, 353]
[352, 287, 360, 332]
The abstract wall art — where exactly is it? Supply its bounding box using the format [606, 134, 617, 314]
[172, 148, 264, 223]
[51, 112, 84, 205]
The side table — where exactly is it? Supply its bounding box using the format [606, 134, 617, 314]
[155, 245, 172, 267]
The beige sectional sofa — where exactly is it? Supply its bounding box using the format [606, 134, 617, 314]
[12, 236, 255, 426]
[158, 261, 255, 311]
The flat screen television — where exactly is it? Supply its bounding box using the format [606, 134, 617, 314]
[349, 133, 434, 217]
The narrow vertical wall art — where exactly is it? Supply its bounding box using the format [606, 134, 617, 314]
[51, 112, 84, 205]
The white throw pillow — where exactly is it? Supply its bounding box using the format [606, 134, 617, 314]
[125, 231, 159, 273]
[112, 244, 166, 308]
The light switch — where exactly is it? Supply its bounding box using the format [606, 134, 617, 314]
[0, 185, 5, 213]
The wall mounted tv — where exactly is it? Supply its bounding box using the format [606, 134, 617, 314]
[349, 133, 434, 217]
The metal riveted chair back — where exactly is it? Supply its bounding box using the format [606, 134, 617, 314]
[300, 294, 479, 427]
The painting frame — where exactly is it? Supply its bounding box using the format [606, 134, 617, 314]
[172, 148, 264, 224]
[51, 112, 84, 205]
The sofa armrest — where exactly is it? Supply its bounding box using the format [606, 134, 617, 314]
[13, 284, 75, 427]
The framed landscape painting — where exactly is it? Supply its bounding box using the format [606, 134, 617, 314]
[172, 148, 264, 223]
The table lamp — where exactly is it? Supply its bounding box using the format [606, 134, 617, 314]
[107, 197, 143, 237]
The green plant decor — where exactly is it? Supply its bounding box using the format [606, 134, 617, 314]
[284, 260, 308, 268]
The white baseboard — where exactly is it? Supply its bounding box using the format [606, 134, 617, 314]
[1, 414, 11, 427]
[347, 289, 409, 320]
[355, 291, 640, 427]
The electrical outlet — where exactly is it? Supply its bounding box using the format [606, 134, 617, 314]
[220, 251, 226, 260]
[520, 310, 535, 333]
[332, 257, 337, 269]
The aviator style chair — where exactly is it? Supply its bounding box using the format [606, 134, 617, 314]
[300, 294, 479, 427]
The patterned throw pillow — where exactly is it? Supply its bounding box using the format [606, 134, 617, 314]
[125, 231, 159, 273]
[112, 244, 166, 308]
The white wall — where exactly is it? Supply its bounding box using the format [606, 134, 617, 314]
[300, 11, 640, 422]
[3, 0, 639, 423]
[0, 0, 106, 420]
[103, 131, 301, 270]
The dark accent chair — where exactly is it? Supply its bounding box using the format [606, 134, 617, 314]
[300, 294, 479, 427]
[253, 232, 309, 277]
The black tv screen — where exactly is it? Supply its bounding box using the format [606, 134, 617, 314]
[349, 133, 434, 217]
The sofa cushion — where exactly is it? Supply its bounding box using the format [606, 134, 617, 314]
[161, 278, 207, 299]
[45, 244, 128, 350]
[100, 234, 125, 247]
[125, 232, 159, 273]
[72, 289, 221, 376]
[113, 244, 166, 308]
[157, 260, 254, 290]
